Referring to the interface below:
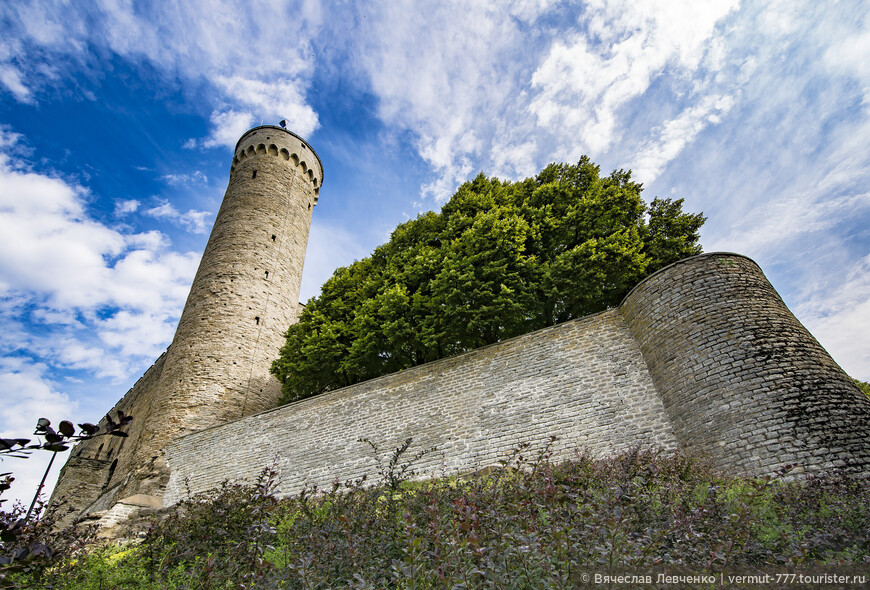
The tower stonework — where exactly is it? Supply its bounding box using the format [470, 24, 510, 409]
[51, 126, 323, 523]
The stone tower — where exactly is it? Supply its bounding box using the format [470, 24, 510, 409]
[51, 125, 323, 521]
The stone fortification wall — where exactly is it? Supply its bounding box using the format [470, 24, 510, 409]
[620, 253, 870, 477]
[50, 351, 167, 527]
[164, 253, 870, 504]
[164, 310, 677, 504]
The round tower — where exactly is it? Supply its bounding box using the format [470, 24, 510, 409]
[119, 125, 323, 498]
[620, 253, 870, 478]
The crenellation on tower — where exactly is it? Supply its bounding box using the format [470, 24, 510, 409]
[230, 125, 322, 201]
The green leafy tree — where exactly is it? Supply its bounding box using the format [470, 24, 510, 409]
[643, 196, 706, 274]
[273, 159, 706, 403]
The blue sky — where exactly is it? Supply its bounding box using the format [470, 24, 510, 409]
[1, 0, 869, 506]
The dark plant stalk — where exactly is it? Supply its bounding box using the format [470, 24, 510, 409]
[26, 451, 57, 521]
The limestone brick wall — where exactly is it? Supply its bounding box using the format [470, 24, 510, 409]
[164, 310, 677, 504]
[620, 253, 870, 477]
[163, 253, 870, 505]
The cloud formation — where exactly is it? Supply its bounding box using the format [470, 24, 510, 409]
[530, 0, 738, 152]
[144, 202, 212, 234]
[0, 129, 198, 402]
[0, 0, 323, 147]
[348, 0, 741, 201]
[797, 254, 870, 380]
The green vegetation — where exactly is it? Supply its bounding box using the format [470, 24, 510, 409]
[272, 159, 706, 403]
[1, 413, 133, 586]
[12, 445, 870, 589]
[853, 378, 870, 398]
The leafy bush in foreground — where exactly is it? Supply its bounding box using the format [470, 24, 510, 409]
[1, 414, 132, 588]
[20, 444, 870, 589]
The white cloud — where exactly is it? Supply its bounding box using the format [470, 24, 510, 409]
[97, 310, 177, 360]
[161, 171, 207, 186]
[508, 0, 556, 22]
[824, 16, 870, 101]
[144, 201, 211, 234]
[0, 133, 199, 378]
[709, 192, 870, 257]
[31, 308, 82, 328]
[490, 139, 539, 181]
[113, 199, 140, 217]
[632, 93, 735, 184]
[201, 110, 256, 149]
[352, 0, 740, 201]
[356, 1, 533, 200]
[529, 0, 738, 155]
[53, 339, 129, 380]
[796, 254, 870, 381]
[1, 1, 323, 142]
[0, 164, 125, 306]
[0, 64, 32, 104]
[214, 76, 319, 139]
[0, 126, 21, 150]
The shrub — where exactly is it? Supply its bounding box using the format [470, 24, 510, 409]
[23, 444, 870, 589]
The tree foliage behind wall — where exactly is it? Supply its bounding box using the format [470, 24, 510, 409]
[272, 158, 706, 404]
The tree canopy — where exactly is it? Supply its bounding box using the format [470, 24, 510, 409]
[272, 158, 705, 404]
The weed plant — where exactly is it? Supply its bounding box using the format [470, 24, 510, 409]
[1, 495, 96, 589]
[14, 442, 870, 589]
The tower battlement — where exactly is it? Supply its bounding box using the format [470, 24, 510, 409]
[231, 125, 322, 201]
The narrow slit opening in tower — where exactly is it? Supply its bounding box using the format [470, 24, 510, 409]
[107, 459, 118, 484]
[255, 316, 260, 325]
[252, 170, 258, 179]
[271, 235, 276, 242]
[264, 271, 269, 279]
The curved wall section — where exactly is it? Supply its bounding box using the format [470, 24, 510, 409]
[620, 253, 870, 477]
